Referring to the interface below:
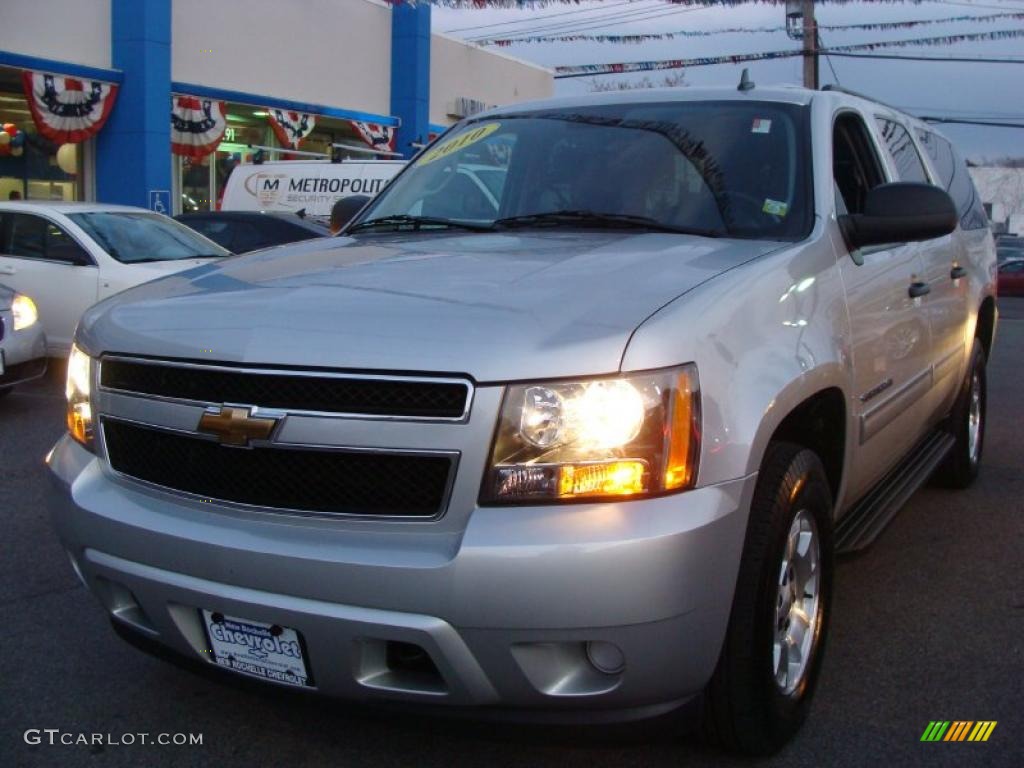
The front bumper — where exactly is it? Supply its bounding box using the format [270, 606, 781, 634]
[48, 434, 755, 719]
[0, 312, 47, 387]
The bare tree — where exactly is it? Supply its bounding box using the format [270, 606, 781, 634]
[588, 72, 688, 92]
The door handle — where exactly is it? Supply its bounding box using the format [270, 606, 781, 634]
[0, 265, 15, 275]
[908, 281, 931, 298]
[950, 265, 967, 280]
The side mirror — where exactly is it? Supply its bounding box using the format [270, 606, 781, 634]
[839, 182, 957, 251]
[332, 195, 372, 233]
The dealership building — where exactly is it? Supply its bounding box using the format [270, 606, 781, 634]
[0, 0, 552, 213]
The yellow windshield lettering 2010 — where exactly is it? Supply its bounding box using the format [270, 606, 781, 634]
[419, 122, 501, 165]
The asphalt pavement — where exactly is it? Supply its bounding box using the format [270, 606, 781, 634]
[1, 301, 1022, 768]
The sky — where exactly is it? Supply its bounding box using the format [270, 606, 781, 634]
[431, 0, 1024, 162]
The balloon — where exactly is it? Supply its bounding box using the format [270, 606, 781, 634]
[11, 145, 23, 157]
[0, 131, 9, 146]
[11, 132, 24, 148]
[2, 123, 16, 136]
[56, 143, 77, 174]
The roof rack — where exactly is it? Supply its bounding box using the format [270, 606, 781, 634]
[820, 84, 903, 113]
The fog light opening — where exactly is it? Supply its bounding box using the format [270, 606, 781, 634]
[586, 641, 625, 675]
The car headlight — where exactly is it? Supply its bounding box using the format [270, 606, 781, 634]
[481, 365, 700, 503]
[66, 344, 94, 450]
[11, 293, 38, 331]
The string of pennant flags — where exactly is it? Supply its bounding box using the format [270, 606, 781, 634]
[478, 11, 1024, 46]
[553, 27, 1024, 77]
[386, 0, 920, 7]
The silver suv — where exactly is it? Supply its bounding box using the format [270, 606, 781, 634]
[48, 85, 997, 754]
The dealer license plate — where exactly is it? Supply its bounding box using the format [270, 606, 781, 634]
[201, 610, 311, 688]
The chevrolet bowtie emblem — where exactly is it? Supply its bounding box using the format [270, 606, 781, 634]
[198, 406, 279, 447]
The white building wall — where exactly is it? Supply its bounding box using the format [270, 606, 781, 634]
[0, 0, 111, 69]
[970, 166, 1024, 235]
[172, 0, 393, 117]
[430, 34, 553, 126]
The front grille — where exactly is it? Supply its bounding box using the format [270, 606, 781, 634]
[100, 359, 470, 419]
[103, 420, 454, 518]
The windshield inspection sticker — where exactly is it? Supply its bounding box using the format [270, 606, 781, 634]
[763, 199, 789, 216]
[752, 118, 772, 134]
[419, 122, 502, 165]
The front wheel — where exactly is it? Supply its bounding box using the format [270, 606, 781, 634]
[701, 443, 835, 755]
[936, 342, 986, 489]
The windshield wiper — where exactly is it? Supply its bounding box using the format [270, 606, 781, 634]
[492, 210, 725, 238]
[346, 215, 494, 234]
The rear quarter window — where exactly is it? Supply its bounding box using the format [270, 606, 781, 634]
[914, 129, 987, 230]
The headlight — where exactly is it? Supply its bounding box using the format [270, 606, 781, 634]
[481, 365, 700, 503]
[11, 293, 38, 331]
[66, 344, 94, 450]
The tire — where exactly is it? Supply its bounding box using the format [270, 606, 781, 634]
[936, 342, 986, 489]
[0, 387, 11, 400]
[701, 442, 835, 755]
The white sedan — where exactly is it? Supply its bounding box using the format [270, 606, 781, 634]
[0, 202, 230, 355]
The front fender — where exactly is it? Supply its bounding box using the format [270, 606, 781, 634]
[621, 234, 854, 503]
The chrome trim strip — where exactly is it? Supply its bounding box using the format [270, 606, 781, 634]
[98, 416, 460, 522]
[860, 367, 933, 445]
[96, 355, 475, 424]
[932, 346, 962, 384]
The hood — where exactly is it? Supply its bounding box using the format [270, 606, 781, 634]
[80, 232, 781, 382]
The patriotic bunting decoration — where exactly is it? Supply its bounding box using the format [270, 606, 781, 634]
[171, 96, 228, 158]
[349, 121, 397, 153]
[554, 27, 1024, 78]
[267, 109, 317, 149]
[479, 11, 1024, 46]
[386, 0, 920, 7]
[21, 71, 119, 144]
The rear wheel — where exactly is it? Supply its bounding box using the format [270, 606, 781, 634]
[937, 342, 986, 489]
[702, 443, 834, 755]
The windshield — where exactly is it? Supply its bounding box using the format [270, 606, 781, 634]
[68, 212, 231, 263]
[355, 100, 813, 241]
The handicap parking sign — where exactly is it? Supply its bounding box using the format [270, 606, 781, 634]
[148, 190, 171, 214]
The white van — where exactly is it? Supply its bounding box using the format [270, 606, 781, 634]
[220, 160, 405, 220]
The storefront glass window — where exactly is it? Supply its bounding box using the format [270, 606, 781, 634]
[172, 102, 392, 213]
[0, 67, 84, 202]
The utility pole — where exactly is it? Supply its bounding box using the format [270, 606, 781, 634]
[802, 0, 819, 90]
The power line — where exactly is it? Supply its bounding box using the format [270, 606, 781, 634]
[442, 0, 648, 34]
[825, 51, 1024, 63]
[463, 1, 675, 40]
[465, 2, 707, 41]
[818, 31, 842, 86]
[919, 117, 1024, 128]
[477, 10, 1024, 45]
[553, 27, 1024, 77]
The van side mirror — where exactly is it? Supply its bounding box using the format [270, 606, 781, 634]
[333, 195, 372, 233]
[839, 182, 957, 251]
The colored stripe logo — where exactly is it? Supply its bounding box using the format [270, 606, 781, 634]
[921, 721, 997, 742]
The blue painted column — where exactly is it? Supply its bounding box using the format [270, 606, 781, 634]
[96, 0, 172, 207]
[390, 2, 431, 159]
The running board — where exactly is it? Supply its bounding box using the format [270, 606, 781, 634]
[835, 429, 955, 555]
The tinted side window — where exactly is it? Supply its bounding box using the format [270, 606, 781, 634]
[915, 129, 987, 230]
[46, 223, 91, 264]
[7, 213, 47, 258]
[230, 222, 270, 252]
[875, 118, 928, 183]
[188, 219, 234, 249]
[833, 113, 885, 215]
